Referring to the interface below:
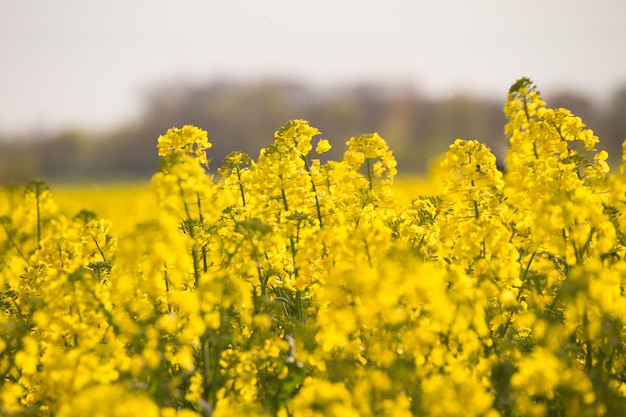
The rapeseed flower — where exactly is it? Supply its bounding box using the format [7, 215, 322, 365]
[3, 81, 626, 416]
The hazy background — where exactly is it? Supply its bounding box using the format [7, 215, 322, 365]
[1, 0, 625, 182]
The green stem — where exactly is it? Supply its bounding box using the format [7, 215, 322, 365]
[288, 233, 298, 273]
[301, 155, 323, 228]
[276, 175, 307, 322]
[176, 179, 200, 285]
[584, 313, 593, 373]
[236, 167, 247, 207]
[470, 178, 479, 219]
[366, 158, 374, 191]
[91, 236, 108, 263]
[26, 180, 49, 249]
[578, 227, 595, 263]
[519, 250, 537, 298]
[498, 250, 537, 338]
[258, 265, 266, 297]
[163, 263, 170, 292]
[191, 246, 200, 287]
[177, 178, 192, 219]
[520, 94, 539, 159]
[363, 239, 373, 268]
[80, 277, 120, 335]
[6, 287, 24, 317]
[586, 340, 593, 373]
[295, 290, 305, 323]
[163, 264, 171, 313]
[197, 193, 208, 273]
[280, 187, 289, 212]
[204, 309, 230, 408]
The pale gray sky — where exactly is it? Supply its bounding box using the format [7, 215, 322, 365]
[1, 0, 625, 135]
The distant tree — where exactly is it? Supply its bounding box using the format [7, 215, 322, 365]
[38, 130, 92, 181]
[0, 142, 39, 183]
[601, 86, 626, 150]
[1, 80, 623, 182]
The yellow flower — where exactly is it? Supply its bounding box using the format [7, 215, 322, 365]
[315, 138, 332, 154]
[157, 125, 212, 166]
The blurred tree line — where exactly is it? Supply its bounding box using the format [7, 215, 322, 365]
[1, 79, 625, 183]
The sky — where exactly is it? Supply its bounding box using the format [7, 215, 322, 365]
[1, 0, 625, 136]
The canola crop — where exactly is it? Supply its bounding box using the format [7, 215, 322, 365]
[1, 78, 626, 416]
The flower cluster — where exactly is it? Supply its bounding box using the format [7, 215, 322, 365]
[2, 79, 626, 416]
[157, 125, 212, 166]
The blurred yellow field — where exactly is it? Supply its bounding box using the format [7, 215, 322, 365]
[52, 183, 158, 233]
[11, 176, 438, 233]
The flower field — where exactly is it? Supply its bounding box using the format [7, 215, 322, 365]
[2, 78, 626, 416]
